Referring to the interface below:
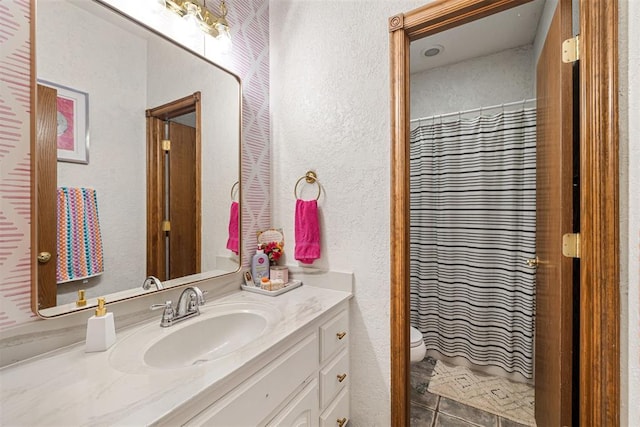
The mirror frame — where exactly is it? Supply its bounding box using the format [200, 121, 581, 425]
[388, 0, 619, 425]
[30, 0, 243, 317]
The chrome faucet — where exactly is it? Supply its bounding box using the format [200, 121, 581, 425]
[142, 276, 163, 290]
[150, 286, 206, 327]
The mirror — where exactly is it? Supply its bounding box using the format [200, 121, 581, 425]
[34, 0, 241, 317]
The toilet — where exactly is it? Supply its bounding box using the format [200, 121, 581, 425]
[410, 326, 427, 363]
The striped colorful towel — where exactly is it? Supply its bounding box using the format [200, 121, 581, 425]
[57, 187, 104, 284]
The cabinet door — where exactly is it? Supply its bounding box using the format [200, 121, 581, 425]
[185, 333, 318, 426]
[267, 379, 319, 427]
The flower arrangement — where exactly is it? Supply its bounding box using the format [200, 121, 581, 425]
[260, 241, 284, 265]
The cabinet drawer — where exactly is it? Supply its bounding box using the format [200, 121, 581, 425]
[320, 349, 349, 409]
[320, 386, 349, 427]
[320, 310, 349, 362]
[186, 333, 318, 426]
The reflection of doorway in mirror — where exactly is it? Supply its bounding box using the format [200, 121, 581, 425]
[36, 84, 59, 309]
[146, 93, 202, 281]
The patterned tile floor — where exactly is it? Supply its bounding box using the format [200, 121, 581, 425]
[410, 357, 530, 427]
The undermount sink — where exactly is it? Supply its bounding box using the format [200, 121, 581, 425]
[145, 312, 266, 369]
[109, 301, 281, 373]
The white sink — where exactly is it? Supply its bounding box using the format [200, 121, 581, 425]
[109, 301, 281, 373]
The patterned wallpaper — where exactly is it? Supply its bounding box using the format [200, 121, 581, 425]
[225, 0, 272, 266]
[0, 0, 33, 328]
[0, 0, 270, 329]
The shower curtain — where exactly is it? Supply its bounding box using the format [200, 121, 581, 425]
[409, 107, 536, 380]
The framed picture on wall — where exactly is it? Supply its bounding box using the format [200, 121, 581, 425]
[38, 80, 89, 164]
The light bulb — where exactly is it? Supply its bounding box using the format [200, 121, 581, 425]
[215, 23, 232, 53]
[182, 8, 200, 29]
[176, 3, 203, 50]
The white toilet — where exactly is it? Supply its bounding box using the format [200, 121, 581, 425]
[410, 326, 427, 363]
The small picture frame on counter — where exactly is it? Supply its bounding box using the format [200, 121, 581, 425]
[243, 270, 254, 287]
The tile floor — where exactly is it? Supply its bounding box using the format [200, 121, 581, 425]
[410, 357, 530, 427]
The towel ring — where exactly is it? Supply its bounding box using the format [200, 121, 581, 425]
[230, 181, 239, 202]
[294, 171, 321, 201]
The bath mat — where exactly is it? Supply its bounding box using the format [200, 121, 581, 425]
[428, 360, 536, 426]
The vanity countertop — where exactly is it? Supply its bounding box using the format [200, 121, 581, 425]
[0, 285, 351, 426]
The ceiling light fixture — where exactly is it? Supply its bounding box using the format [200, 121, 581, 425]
[422, 45, 444, 57]
[165, 0, 231, 49]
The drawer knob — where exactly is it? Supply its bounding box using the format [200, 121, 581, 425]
[336, 331, 347, 340]
[337, 417, 347, 427]
[337, 373, 347, 382]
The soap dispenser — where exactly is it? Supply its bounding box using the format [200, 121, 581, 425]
[85, 297, 116, 352]
[251, 248, 270, 285]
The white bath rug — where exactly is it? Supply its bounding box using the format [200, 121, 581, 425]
[427, 360, 536, 426]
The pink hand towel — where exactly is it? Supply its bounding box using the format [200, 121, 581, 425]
[226, 201, 239, 255]
[294, 199, 320, 264]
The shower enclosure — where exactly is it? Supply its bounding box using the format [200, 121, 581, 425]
[409, 101, 536, 381]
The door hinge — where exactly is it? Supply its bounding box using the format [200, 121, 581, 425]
[161, 220, 171, 232]
[161, 139, 171, 151]
[562, 233, 581, 258]
[562, 35, 580, 63]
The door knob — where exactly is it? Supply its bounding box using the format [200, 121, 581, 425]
[37, 252, 52, 264]
[526, 256, 539, 268]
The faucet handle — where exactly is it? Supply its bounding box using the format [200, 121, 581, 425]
[187, 293, 199, 312]
[151, 300, 172, 311]
[151, 301, 174, 327]
[190, 286, 206, 306]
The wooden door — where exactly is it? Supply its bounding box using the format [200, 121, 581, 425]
[35, 84, 58, 309]
[534, 0, 574, 425]
[146, 93, 201, 281]
[167, 121, 199, 279]
[146, 116, 166, 278]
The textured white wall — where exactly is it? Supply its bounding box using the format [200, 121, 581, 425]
[38, 1, 148, 304]
[410, 45, 534, 120]
[270, 1, 424, 424]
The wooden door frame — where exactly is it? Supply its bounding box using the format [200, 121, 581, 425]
[388, 0, 619, 425]
[146, 92, 202, 279]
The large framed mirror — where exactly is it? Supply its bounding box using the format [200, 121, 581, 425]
[32, 0, 242, 317]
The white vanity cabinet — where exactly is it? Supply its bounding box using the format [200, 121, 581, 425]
[179, 304, 350, 427]
[0, 285, 353, 427]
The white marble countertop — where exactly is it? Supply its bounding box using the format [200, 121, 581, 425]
[0, 285, 351, 426]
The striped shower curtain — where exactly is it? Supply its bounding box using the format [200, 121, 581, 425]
[409, 107, 536, 380]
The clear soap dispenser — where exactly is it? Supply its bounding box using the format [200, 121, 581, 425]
[85, 297, 116, 352]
